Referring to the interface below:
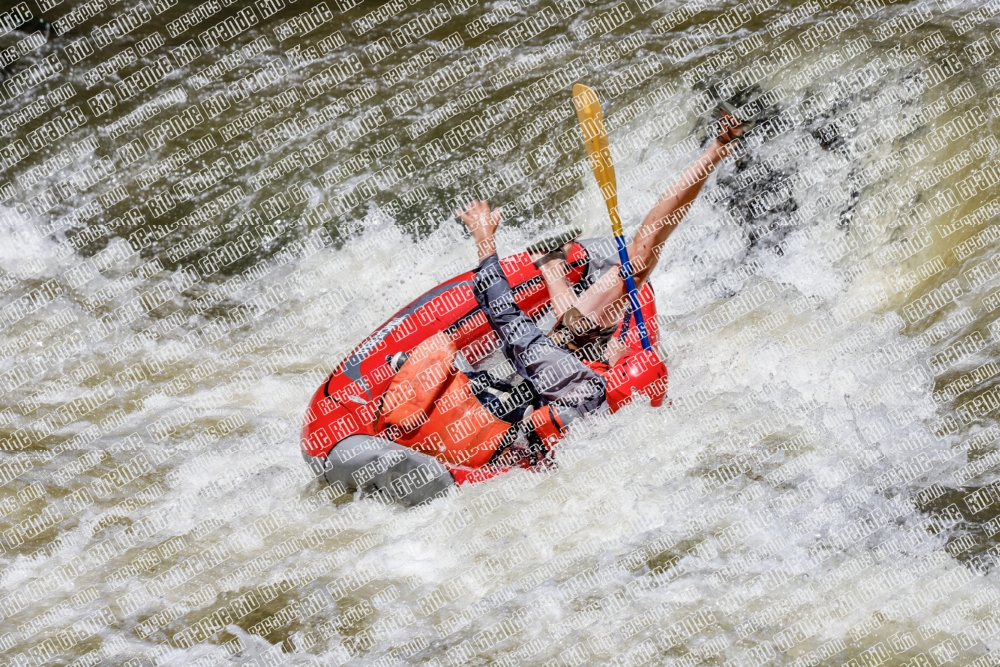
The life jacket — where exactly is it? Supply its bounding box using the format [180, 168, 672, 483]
[374, 332, 513, 469]
[528, 404, 571, 450]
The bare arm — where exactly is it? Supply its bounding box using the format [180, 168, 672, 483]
[628, 135, 734, 285]
[457, 201, 579, 326]
[576, 117, 745, 328]
[538, 260, 577, 320]
[456, 200, 501, 262]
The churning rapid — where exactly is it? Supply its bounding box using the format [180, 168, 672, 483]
[1, 0, 999, 664]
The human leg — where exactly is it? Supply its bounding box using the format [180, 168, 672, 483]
[455, 200, 607, 414]
[473, 252, 606, 415]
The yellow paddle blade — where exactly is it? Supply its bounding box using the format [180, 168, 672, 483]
[572, 84, 621, 233]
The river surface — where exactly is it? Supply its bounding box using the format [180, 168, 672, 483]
[1, 0, 1000, 665]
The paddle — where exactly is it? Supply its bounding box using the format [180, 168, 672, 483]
[571, 83, 651, 352]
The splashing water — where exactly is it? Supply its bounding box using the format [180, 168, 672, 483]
[1, 0, 1000, 665]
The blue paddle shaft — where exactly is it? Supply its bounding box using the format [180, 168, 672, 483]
[614, 234, 651, 351]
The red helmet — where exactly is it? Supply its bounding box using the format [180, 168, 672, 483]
[604, 349, 668, 412]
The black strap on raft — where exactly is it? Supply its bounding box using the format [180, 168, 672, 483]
[467, 369, 516, 395]
[492, 421, 552, 469]
[523, 427, 550, 468]
[470, 370, 539, 419]
[486, 422, 535, 468]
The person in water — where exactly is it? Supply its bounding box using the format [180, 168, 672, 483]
[454, 114, 747, 450]
[316, 114, 746, 504]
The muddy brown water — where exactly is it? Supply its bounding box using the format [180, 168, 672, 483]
[1, 0, 1000, 665]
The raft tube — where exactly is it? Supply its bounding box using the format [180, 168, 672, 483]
[301, 237, 659, 504]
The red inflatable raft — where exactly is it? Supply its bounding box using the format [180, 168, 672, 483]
[301, 237, 659, 504]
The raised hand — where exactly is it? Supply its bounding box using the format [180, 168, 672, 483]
[456, 199, 501, 262]
[717, 110, 747, 146]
